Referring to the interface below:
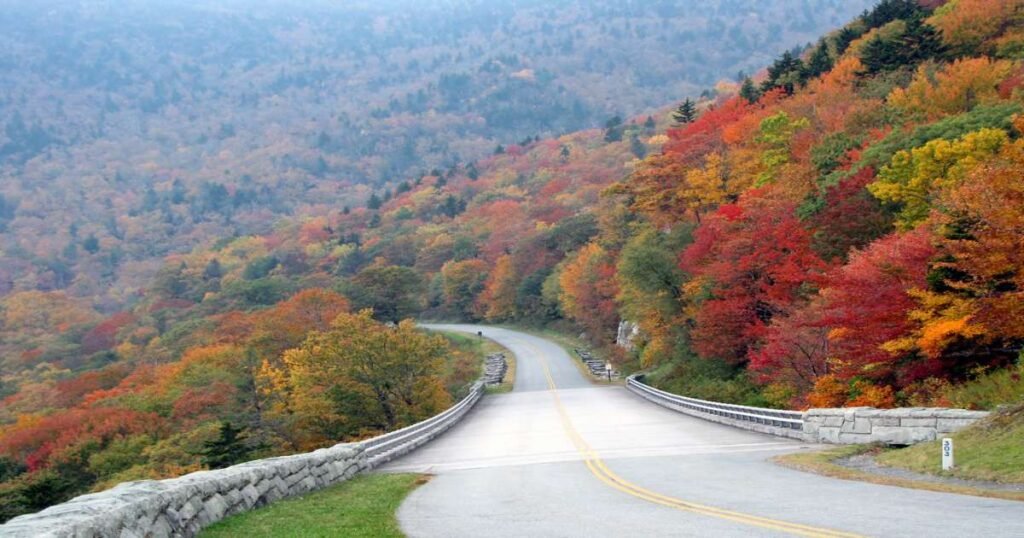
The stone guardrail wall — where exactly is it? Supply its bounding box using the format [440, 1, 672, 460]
[627, 375, 988, 445]
[0, 381, 485, 538]
[804, 407, 989, 445]
[626, 374, 806, 440]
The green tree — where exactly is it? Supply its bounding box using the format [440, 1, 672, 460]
[347, 264, 426, 322]
[366, 193, 383, 210]
[200, 422, 258, 469]
[739, 77, 760, 104]
[804, 40, 833, 79]
[82, 234, 100, 254]
[203, 258, 223, 280]
[672, 99, 697, 124]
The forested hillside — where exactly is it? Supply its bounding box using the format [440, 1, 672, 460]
[3, 0, 1024, 523]
[0, 0, 873, 305]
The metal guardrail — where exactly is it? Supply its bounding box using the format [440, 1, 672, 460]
[627, 374, 804, 430]
[361, 380, 484, 466]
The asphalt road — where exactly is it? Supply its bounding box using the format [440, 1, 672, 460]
[383, 325, 1024, 537]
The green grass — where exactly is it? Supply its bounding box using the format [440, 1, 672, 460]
[876, 404, 1024, 483]
[200, 473, 427, 538]
[775, 446, 1024, 502]
[432, 329, 515, 394]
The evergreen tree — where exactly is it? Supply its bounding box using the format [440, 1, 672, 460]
[860, 17, 944, 75]
[200, 422, 257, 469]
[739, 77, 760, 104]
[804, 40, 833, 80]
[862, 0, 922, 29]
[834, 26, 862, 56]
[366, 193, 382, 210]
[560, 145, 571, 162]
[761, 51, 804, 94]
[466, 162, 479, 180]
[629, 133, 647, 158]
[203, 258, 222, 280]
[672, 99, 697, 124]
[643, 115, 656, 132]
[901, 16, 946, 65]
[82, 234, 100, 254]
[494, 144, 505, 155]
[860, 34, 902, 74]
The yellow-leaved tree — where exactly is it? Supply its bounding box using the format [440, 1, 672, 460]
[262, 311, 452, 450]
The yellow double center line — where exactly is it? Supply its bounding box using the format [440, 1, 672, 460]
[526, 341, 863, 538]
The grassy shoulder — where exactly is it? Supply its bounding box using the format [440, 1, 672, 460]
[775, 446, 1024, 502]
[777, 405, 1024, 501]
[875, 404, 1024, 484]
[200, 473, 427, 538]
[433, 330, 515, 394]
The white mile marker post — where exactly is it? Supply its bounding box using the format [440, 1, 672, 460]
[942, 437, 954, 471]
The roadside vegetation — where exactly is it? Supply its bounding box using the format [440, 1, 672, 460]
[778, 404, 1024, 501]
[5, 0, 1024, 521]
[434, 330, 515, 394]
[877, 404, 1024, 484]
[201, 473, 427, 538]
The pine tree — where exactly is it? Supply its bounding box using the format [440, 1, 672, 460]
[672, 99, 697, 124]
[629, 134, 647, 158]
[901, 16, 946, 65]
[860, 35, 902, 74]
[643, 115, 656, 132]
[761, 51, 804, 94]
[200, 422, 255, 469]
[804, 40, 833, 80]
[834, 26, 862, 55]
[739, 77, 760, 104]
[862, 0, 922, 29]
[366, 193, 382, 210]
[860, 17, 944, 75]
[203, 258, 222, 280]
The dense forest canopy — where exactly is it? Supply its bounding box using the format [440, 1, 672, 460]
[4, 0, 1024, 525]
[0, 0, 874, 305]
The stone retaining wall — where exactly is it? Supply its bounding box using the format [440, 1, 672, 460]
[0, 444, 365, 538]
[1, 382, 487, 537]
[804, 407, 989, 445]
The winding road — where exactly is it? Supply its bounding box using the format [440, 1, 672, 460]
[382, 326, 1023, 537]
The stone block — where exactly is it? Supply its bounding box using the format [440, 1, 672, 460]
[822, 416, 845, 427]
[202, 495, 228, 523]
[119, 527, 144, 538]
[900, 418, 937, 427]
[841, 418, 872, 434]
[871, 426, 936, 445]
[838, 432, 873, 444]
[817, 426, 841, 444]
[937, 418, 977, 433]
[151, 515, 172, 538]
[870, 417, 900, 427]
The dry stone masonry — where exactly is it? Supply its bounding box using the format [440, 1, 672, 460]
[483, 353, 508, 385]
[804, 407, 989, 445]
[0, 382, 487, 538]
[0, 444, 365, 538]
[574, 348, 618, 379]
